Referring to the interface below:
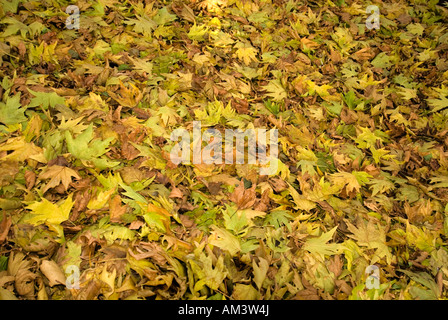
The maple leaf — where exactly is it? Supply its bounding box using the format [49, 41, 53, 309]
[303, 227, 344, 260]
[329, 171, 371, 194]
[187, 23, 208, 41]
[234, 41, 258, 65]
[107, 82, 143, 108]
[400, 270, 440, 300]
[370, 147, 395, 164]
[64, 123, 119, 169]
[109, 195, 127, 223]
[188, 253, 227, 293]
[153, 7, 177, 25]
[428, 176, 448, 190]
[124, 16, 156, 37]
[0, 136, 45, 163]
[142, 203, 172, 233]
[24, 194, 74, 226]
[209, 225, 241, 256]
[212, 30, 235, 47]
[22, 194, 74, 240]
[353, 126, 383, 149]
[27, 89, 65, 110]
[288, 183, 317, 211]
[369, 177, 396, 197]
[0, 0, 20, 13]
[229, 183, 256, 210]
[264, 209, 294, 231]
[343, 90, 363, 109]
[345, 219, 392, 264]
[427, 85, 448, 113]
[0, 94, 27, 125]
[39, 165, 81, 193]
[128, 56, 153, 75]
[252, 257, 269, 290]
[262, 79, 288, 101]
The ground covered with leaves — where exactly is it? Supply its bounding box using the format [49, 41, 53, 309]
[0, 0, 448, 300]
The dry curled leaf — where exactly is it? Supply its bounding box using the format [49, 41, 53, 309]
[40, 260, 66, 287]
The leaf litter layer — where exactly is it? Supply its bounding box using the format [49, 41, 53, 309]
[0, 0, 448, 300]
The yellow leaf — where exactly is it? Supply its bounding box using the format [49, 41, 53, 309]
[209, 226, 241, 256]
[24, 194, 74, 226]
[329, 172, 361, 193]
[39, 165, 81, 193]
[303, 226, 343, 259]
[107, 81, 143, 107]
[345, 218, 392, 264]
[253, 257, 269, 290]
[100, 263, 117, 300]
[288, 183, 316, 211]
[234, 42, 258, 65]
[0, 136, 45, 163]
[87, 188, 116, 210]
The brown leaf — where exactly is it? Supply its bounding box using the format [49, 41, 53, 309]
[329, 49, 342, 63]
[397, 13, 412, 26]
[169, 186, 183, 199]
[335, 279, 352, 296]
[71, 189, 91, 221]
[328, 255, 343, 278]
[254, 189, 270, 212]
[206, 182, 222, 196]
[75, 279, 102, 300]
[39, 165, 81, 193]
[352, 47, 375, 62]
[292, 276, 320, 300]
[128, 242, 168, 266]
[301, 38, 320, 50]
[109, 195, 127, 223]
[40, 260, 66, 287]
[17, 41, 26, 58]
[15, 268, 36, 298]
[24, 170, 36, 190]
[268, 177, 287, 192]
[229, 183, 256, 210]
[0, 212, 11, 244]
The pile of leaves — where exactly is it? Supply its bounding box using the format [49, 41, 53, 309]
[0, 0, 448, 300]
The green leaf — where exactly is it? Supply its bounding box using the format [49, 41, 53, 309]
[303, 227, 343, 259]
[0, 94, 27, 125]
[209, 226, 241, 256]
[262, 79, 288, 101]
[125, 16, 157, 37]
[64, 123, 119, 169]
[264, 210, 293, 231]
[343, 90, 362, 109]
[0, 256, 8, 271]
[27, 89, 65, 110]
[369, 177, 395, 196]
[101, 225, 136, 244]
[0, 0, 20, 13]
[371, 52, 393, 69]
[153, 7, 177, 25]
[400, 270, 440, 300]
[190, 253, 227, 292]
